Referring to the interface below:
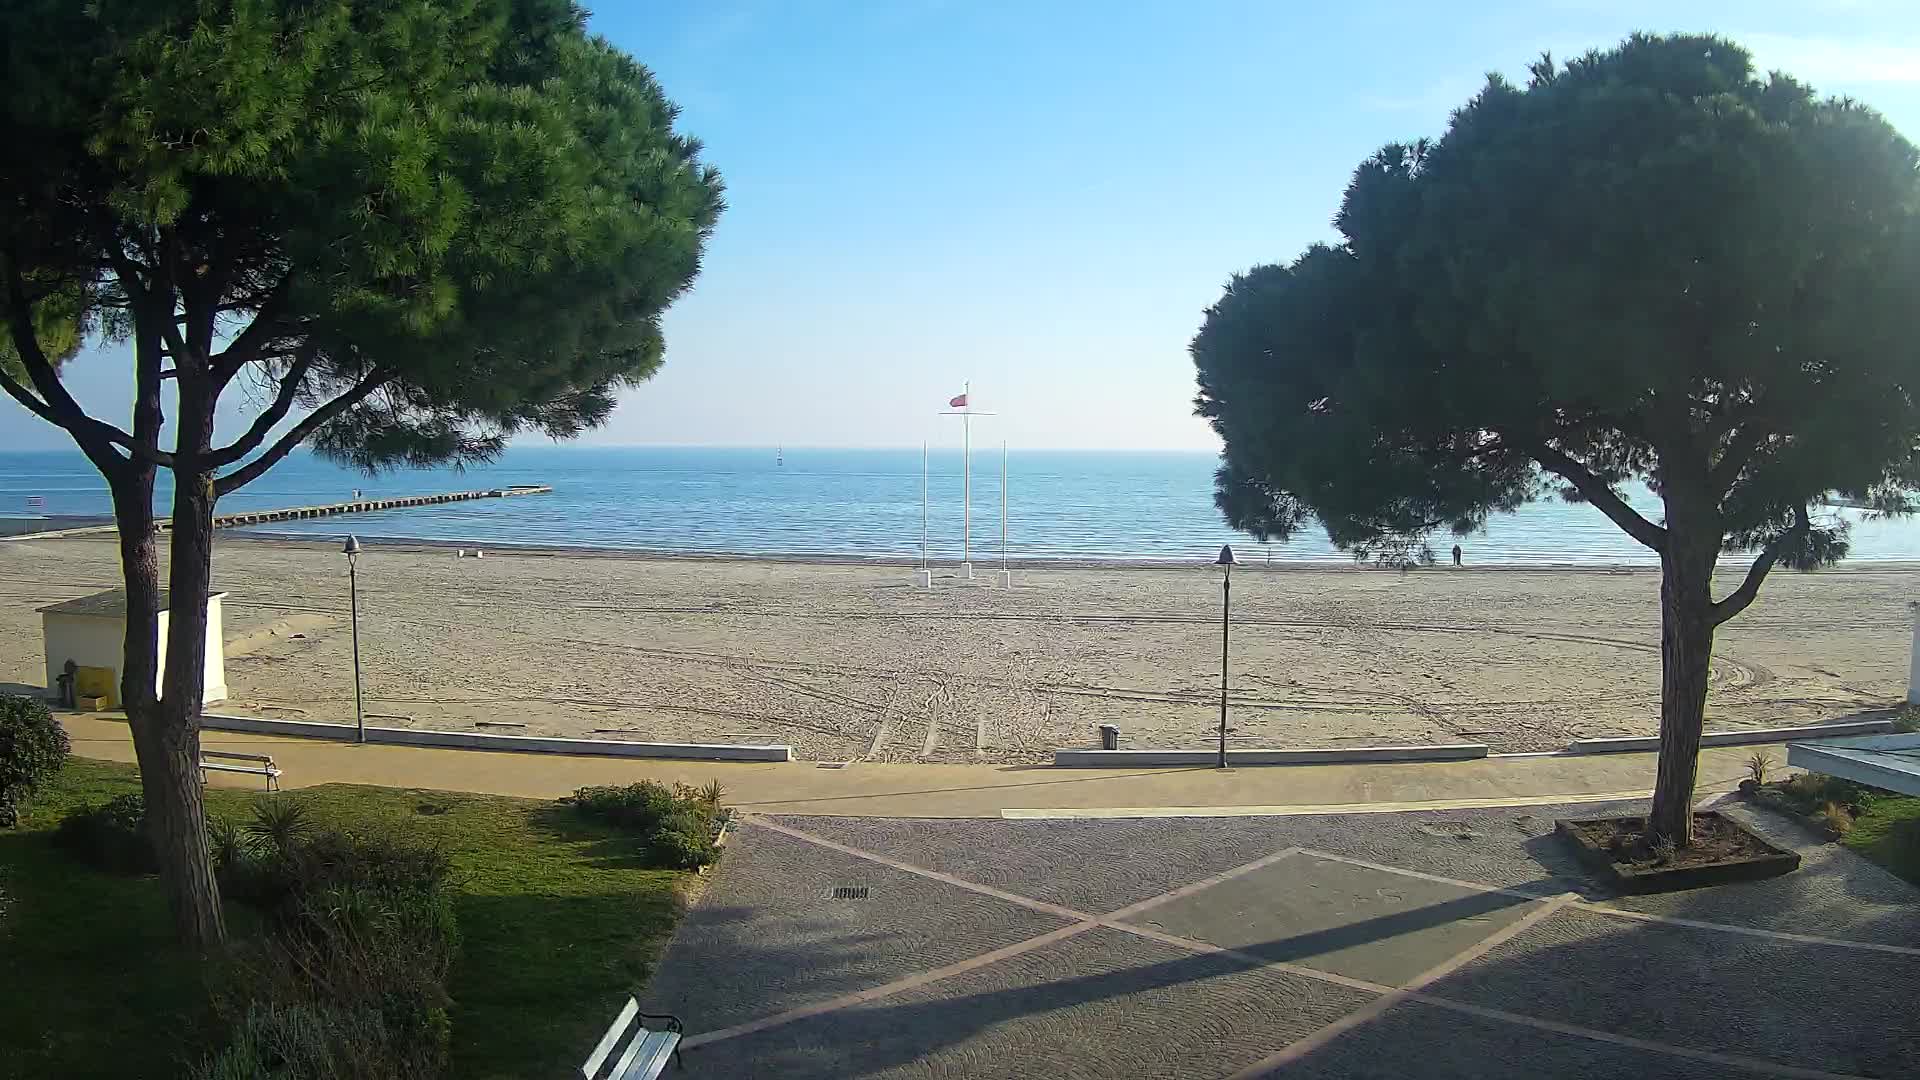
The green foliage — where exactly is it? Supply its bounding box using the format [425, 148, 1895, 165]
[567, 780, 723, 869]
[4, 760, 691, 1077]
[1192, 33, 1920, 839]
[1193, 33, 1920, 564]
[247, 795, 314, 860]
[1745, 753, 1776, 786]
[54, 792, 157, 874]
[205, 827, 459, 1079]
[0, 694, 69, 827]
[192, 1002, 403, 1080]
[1, 0, 725, 471]
[1893, 703, 1920, 735]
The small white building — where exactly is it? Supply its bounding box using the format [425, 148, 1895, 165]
[39, 589, 228, 706]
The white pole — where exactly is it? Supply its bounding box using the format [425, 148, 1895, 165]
[999, 441, 1011, 588]
[962, 380, 972, 579]
[916, 442, 932, 588]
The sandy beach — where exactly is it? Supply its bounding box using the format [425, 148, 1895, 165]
[0, 535, 1912, 762]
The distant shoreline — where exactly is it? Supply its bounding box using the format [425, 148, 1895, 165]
[15, 527, 1903, 574]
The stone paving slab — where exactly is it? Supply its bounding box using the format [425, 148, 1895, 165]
[1124, 854, 1546, 987]
[680, 926, 1379, 1080]
[1268, 1000, 1750, 1079]
[643, 825, 1073, 1032]
[1431, 906, 1920, 1079]
[1599, 802, 1920, 944]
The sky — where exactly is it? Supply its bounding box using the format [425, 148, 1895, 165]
[5, 0, 1920, 453]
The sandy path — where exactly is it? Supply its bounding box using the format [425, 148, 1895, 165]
[0, 536, 1911, 761]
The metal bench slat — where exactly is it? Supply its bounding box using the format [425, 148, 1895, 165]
[614, 1030, 679, 1080]
[582, 997, 641, 1078]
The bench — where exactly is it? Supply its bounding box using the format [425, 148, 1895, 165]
[583, 997, 683, 1079]
[199, 750, 281, 792]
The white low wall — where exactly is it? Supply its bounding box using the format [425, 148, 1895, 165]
[1565, 719, 1894, 754]
[1051, 744, 1489, 768]
[201, 713, 793, 762]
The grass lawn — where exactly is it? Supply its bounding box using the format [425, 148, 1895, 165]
[0, 759, 697, 1080]
[1845, 793, 1920, 888]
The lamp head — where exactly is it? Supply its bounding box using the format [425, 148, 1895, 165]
[342, 535, 362, 557]
[1215, 544, 1237, 566]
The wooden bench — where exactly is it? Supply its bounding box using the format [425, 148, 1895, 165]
[583, 997, 683, 1079]
[199, 750, 281, 792]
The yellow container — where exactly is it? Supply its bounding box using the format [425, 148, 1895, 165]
[73, 666, 118, 710]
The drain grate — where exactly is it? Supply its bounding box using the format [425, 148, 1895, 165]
[830, 886, 870, 900]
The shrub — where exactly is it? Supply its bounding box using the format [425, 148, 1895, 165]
[0, 694, 69, 827]
[206, 828, 460, 1079]
[1819, 801, 1855, 839]
[568, 781, 683, 834]
[193, 1001, 423, 1080]
[566, 780, 724, 869]
[54, 793, 156, 873]
[246, 796, 313, 860]
[648, 810, 719, 870]
[1745, 753, 1775, 786]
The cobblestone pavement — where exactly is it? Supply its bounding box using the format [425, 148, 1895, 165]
[644, 799, 1920, 1079]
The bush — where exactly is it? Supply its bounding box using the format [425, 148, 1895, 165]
[648, 810, 719, 870]
[204, 827, 460, 1079]
[0, 694, 69, 827]
[566, 780, 724, 869]
[246, 796, 313, 860]
[193, 1001, 424, 1080]
[54, 792, 156, 873]
[568, 781, 683, 834]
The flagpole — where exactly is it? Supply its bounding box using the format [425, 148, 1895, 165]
[999, 440, 1011, 588]
[921, 442, 929, 568]
[962, 380, 972, 579]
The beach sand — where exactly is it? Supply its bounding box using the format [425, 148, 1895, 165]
[0, 535, 1911, 762]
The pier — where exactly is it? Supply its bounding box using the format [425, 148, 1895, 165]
[161, 484, 553, 533]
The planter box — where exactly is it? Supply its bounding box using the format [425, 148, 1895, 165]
[1556, 812, 1800, 894]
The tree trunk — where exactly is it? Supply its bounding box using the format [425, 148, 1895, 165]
[148, 382, 226, 948]
[1648, 536, 1718, 846]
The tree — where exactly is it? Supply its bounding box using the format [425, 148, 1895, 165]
[1191, 34, 1920, 846]
[0, 0, 723, 944]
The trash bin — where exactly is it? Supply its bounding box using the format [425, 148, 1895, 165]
[1098, 724, 1120, 751]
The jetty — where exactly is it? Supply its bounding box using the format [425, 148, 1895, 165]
[3, 485, 551, 542]
[179, 484, 553, 532]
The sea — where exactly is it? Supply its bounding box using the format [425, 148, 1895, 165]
[5, 445, 1920, 566]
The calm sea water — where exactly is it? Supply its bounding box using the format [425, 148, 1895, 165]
[4, 446, 1920, 565]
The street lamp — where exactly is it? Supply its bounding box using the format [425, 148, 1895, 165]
[1216, 544, 1237, 769]
[343, 535, 365, 744]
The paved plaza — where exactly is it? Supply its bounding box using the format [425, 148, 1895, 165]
[645, 800, 1920, 1078]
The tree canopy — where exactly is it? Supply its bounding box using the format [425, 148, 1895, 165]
[0, 0, 722, 945]
[1192, 33, 1920, 842]
[2, 0, 723, 480]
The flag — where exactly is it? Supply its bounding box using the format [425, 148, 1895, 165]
[949, 393, 968, 408]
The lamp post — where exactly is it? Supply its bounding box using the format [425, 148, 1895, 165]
[1216, 544, 1236, 769]
[343, 535, 365, 744]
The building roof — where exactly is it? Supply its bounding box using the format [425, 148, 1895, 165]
[1788, 733, 1920, 797]
[37, 588, 228, 618]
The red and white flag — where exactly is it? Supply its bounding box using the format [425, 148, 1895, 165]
[948, 392, 968, 408]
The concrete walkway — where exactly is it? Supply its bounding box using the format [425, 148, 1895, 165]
[64, 713, 1782, 817]
[650, 805, 1920, 1078]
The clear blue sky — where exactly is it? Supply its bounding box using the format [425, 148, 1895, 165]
[6, 1, 1918, 452]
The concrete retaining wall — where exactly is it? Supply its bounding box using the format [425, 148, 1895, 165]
[1051, 743, 1489, 768]
[1565, 719, 1894, 754]
[202, 712, 792, 762]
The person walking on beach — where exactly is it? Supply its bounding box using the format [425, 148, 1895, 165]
[1452, 544, 1463, 567]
